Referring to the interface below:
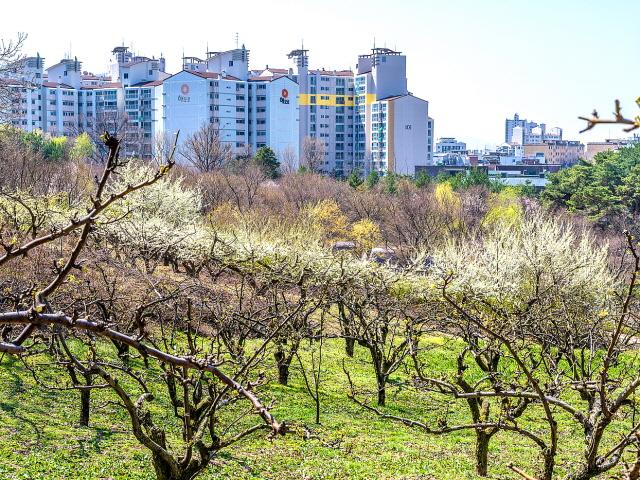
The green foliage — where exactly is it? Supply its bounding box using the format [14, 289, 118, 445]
[347, 169, 363, 189]
[254, 146, 280, 179]
[438, 167, 503, 192]
[21, 129, 47, 152]
[414, 170, 431, 188]
[512, 181, 536, 198]
[383, 172, 398, 194]
[19, 129, 69, 161]
[70, 132, 95, 161]
[541, 145, 640, 223]
[43, 136, 68, 160]
[365, 170, 379, 188]
[483, 187, 524, 229]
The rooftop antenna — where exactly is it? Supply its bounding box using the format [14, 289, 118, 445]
[235, 32, 239, 48]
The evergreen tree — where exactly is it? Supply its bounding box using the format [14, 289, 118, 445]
[414, 170, 431, 188]
[253, 146, 280, 179]
[383, 172, 398, 194]
[365, 170, 379, 189]
[347, 169, 363, 189]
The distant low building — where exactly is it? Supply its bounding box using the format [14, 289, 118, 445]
[585, 136, 640, 161]
[523, 140, 584, 165]
[436, 137, 466, 153]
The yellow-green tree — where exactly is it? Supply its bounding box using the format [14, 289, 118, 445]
[70, 132, 95, 161]
[349, 218, 381, 254]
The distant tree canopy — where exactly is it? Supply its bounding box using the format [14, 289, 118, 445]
[438, 167, 504, 192]
[541, 144, 640, 225]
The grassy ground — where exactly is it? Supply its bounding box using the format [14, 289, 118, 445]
[0, 338, 605, 480]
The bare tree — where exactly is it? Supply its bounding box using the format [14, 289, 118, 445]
[180, 123, 233, 172]
[279, 145, 299, 174]
[0, 33, 27, 123]
[301, 136, 326, 173]
[340, 270, 418, 406]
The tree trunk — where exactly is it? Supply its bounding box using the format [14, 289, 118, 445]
[541, 451, 555, 480]
[344, 337, 355, 357]
[152, 454, 205, 480]
[475, 430, 492, 477]
[376, 374, 387, 406]
[79, 389, 90, 427]
[274, 350, 290, 386]
[152, 454, 177, 480]
[278, 363, 290, 385]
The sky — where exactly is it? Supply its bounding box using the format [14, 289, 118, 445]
[1, 0, 638, 149]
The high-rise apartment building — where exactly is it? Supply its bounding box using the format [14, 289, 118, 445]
[288, 47, 355, 177]
[288, 46, 433, 176]
[164, 47, 299, 160]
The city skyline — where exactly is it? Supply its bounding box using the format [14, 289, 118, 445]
[1, 0, 639, 148]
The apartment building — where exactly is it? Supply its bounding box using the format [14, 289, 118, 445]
[2, 44, 433, 176]
[164, 47, 299, 160]
[284, 47, 433, 176]
[352, 48, 432, 176]
[286, 47, 355, 177]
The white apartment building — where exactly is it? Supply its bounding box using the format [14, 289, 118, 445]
[287, 47, 355, 177]
[163, 47, 299, 161]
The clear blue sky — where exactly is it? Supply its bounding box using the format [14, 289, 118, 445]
[2, 0, 638, 148]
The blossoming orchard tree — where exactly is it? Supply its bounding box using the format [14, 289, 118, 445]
[0, 133, 288, 480]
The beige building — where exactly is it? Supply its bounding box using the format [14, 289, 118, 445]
[523, 140, 584, 165]
[585, 139, 635, 161]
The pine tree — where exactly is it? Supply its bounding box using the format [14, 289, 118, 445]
[254, 146, 280, 179]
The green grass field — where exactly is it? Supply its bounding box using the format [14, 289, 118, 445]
[0, 338, 598, 479]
